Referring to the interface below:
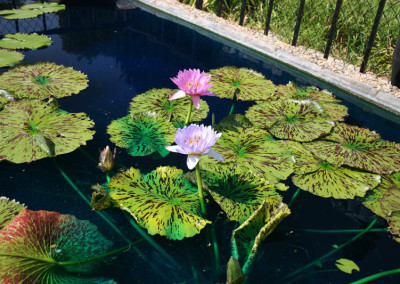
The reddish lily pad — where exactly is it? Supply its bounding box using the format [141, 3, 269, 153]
[0, 197, 25, 230]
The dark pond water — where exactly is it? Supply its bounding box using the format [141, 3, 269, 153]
[1, 0, 400, 283]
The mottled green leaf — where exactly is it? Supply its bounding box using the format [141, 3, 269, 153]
[0, 33, 52, 50]
[0, 89, 15, 110]
[231, 201, 290, 273]
[321, 102, 348, 122]
[215, 114, 253, 132]
[129, 88, 209, 125]
[202, 127, 294, 183]
[276, 82, 342, 102]
[209, 66, 276, 101]
[0, 49, 24, 68]
[0, 197, 25, 230]
[0, 208, 114, 283]
[201, 166, 286, 223]
[246, 100, 334, 142]
[0, 62, 88, 99]
[109, 166, 211, 240]
[285, 141, 322, 174]
[91, 184, 114, 211]
[0, 99, 95, 163]
[335, 258, 360, 274]
[305, 123, 400, 174]
[107, 113, 175, 157]
[388, 211, 400, 243]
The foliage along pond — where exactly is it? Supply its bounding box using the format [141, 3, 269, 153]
[1, 1, 400, 283]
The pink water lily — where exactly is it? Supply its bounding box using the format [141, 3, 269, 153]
[169, 69, 215, 109]
[166, 124, 225, 169]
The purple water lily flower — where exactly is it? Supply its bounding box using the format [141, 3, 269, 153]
[169, 69, 215, 109]
[166, 124, 225, 169]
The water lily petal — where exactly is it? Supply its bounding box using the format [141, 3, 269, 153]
[201, 91, 216, 96]
[168, 90, 186, 101]
[166, 145, 184, 154]
[192, 95, 201, 109]
[206, 149, 225, 162]
[187, 155, 200, 169]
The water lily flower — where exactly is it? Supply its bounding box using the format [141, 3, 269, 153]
[166, 124, 225, 170]
[98, 146, 116, 172]
[169, 69, 215, 109]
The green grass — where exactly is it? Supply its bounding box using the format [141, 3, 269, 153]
[180, 0, 400, 78]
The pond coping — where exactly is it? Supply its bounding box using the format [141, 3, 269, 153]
[126, 0, 400, 116]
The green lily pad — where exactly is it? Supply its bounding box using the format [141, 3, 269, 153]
[129, 88, 209, 125]
[202, 127, 294, 183]
[0, 208, 114, 283]
[305, 123, 400, 174]
[362, 173, 400, 218]
[276, 82, 341, 103]
[0, 49, 24, 68]
[201, 166, 286, 223]
[109, 166, 211, 240]
[231, 200, 291, 273]
[0, 99, 95, 163]
[388, 211, 400, 243]
[0, 197, 25, 230]
[335, 258, 360, 274]
[21, 3, 66, 14]
[246, 99, 334, 142]
[0, 33, 52, 50]
[0, 62, 89, 99]
[0, 8, 42, 19]
[0, 89, 15, 110]
[215, 114, 253, 131]
[285, 141, 321, 174]
[107, 113, 175, 157]
[209, 66, 276, 101]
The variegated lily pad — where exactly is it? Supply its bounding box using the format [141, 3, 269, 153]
[202, 127, 294, 183]
[0, 208, 114, 283]
[388, 211, 400, 243]
[0, 33, 52, 50]
[231, 201, 291, 273]
[0, 3, 65, 19]
[305, 123, 400, 174]
[108, 166, 211, 240]
[0, 62, 88, 99]
[0, 90, 15, 110]
[0, 49, 24, 68]
[0, 99, 95, 163]
[0, 197, 25, 230]
[209, 66, 276, 101]
[285, 141, 321, 174]
[246, 99, 334, 142]
[129, 88, 209, 125]
[201, 166, 286, 223]
[107, 113, 175, 157]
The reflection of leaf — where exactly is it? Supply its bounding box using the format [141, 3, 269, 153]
[0, 33, 52, 50]
[109, 166, 211, 240]
[129, 88, 209, 125]
[232, 201, 290, 273]
[215, 114, 253, 132]
[0, 49, 24, 68]
[335, 258, 360, 274]
[306, 123, 400, 174]
[0, 197, 25, 230]
[209, 66, 276, 101]
[246, 99, 334, 142]
[107, 114, 175, 157]
[0, 100, 95, 163]
[0, 62, 88, 99]
[0, 209, 114, 283]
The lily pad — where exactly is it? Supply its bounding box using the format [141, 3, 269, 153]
[335, 258, 360, 274]
[91, 184, 114, 211]
[202, 127, 294, 183]
[0, 33, 52, 50]
[0, 197, 25, 230]
[305, 123, 400, 174]
[0, 8, 42, 19]
[201, 166, 286, 223]
[285, 141, 321, 174]
[0, 49, 24, 68]
[0, 208, 114, 283]
[0, 62, 89, 99]
[388, 211, 400, 243]
[246, 99, 334, 142]
[209, 66, 276, 101]
[107, 113, 175, 157]
[231, 201, 291, 273]
[0, 99, 95, 163]
[108, 166, 211, 240]
[21, 3, 66, 14]
[129, 88, 209, 125]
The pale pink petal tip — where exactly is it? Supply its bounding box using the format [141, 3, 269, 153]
[169, 90, 186, 101]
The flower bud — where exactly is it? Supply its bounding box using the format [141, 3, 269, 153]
[98, 146, 116, 172]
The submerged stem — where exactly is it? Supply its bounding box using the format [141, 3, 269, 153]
[195, 162, 206, 215]
[301, 228, 388, 234]
[282, 217, 378, 281]
[350, 268, 400, 284]
[185, 99, 193, 125]
[288, 188, 301, 208]
[228, 88, 239, 116]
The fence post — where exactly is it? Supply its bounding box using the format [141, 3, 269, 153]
[264, 0, 275, 36]
[324, 0, 343, 59]
[292, 0, 306, 46]
[239, 0, 247, 26]
[360, 0, 387, 73]
[217, 0, 222, 17]
[392, 36, 400, 87]
[195, 0, 203, 10]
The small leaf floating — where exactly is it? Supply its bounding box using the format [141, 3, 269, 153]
[0, 49, 24, 68]
[0, 33, 52, 50]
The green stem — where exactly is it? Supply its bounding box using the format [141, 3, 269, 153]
[228, 88, 238, 116]
[350, 268, 400, 284]
[195, 162, 206, 215]
[301, 228, 388, 234]
[185, 99, 194, 125]
[211, 113, 216, 127]
[106, 172, 111, 184]
[288, 188, 301, 208]
[282, 217, 378, 281]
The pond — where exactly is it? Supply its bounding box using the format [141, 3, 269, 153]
[1, 0, 400, 283]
